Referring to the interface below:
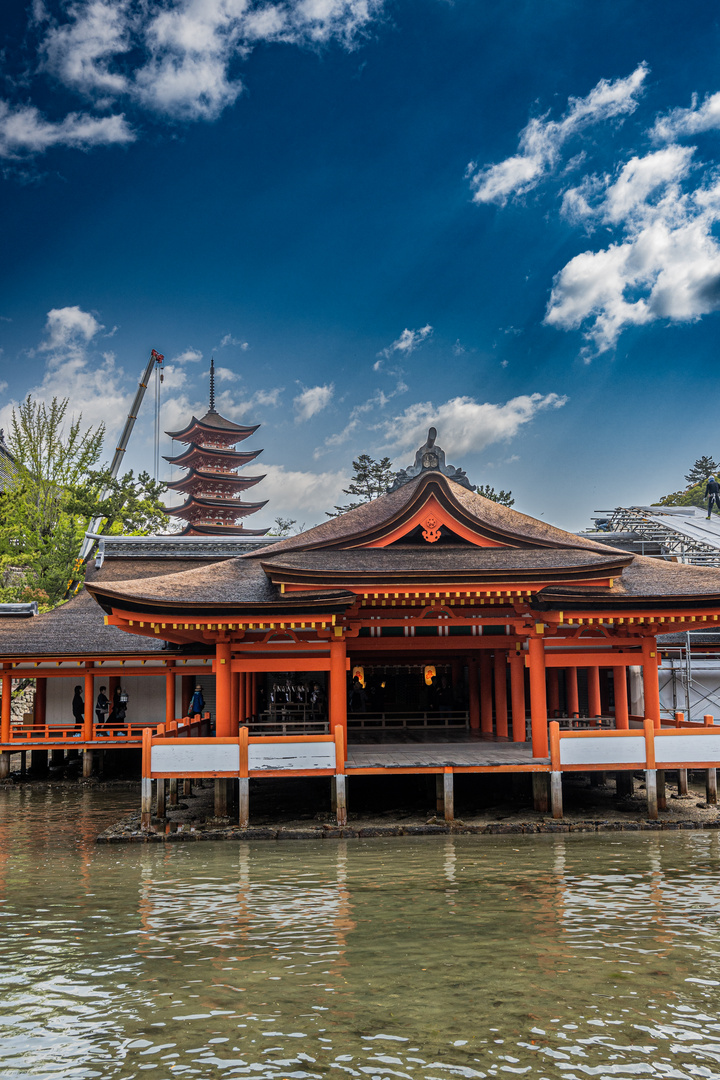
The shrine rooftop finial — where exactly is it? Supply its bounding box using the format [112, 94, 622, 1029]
[209, 357, 216, 414]
[390, 427, 474, 491]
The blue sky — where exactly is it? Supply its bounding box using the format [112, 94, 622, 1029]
[2, 0, 720, 531]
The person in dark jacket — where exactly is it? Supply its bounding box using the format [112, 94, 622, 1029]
[706, 476, 720, 518]
[95, 686, 109, 726]
[190, 685, 205, 717]
[72, 685, 84, 725]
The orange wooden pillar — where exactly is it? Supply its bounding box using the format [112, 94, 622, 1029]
[509, 653, 526, 742]
[493, 649, 508, 738]
[528, 635, 548, 758]
[587, 666, 601, 721]
[215, 641, 232, 737]
[479, 651, 493, 734]
[566, 667, 579, 718]
[468, 657, 479, 730]
[330, 637, 347, 744]
[547, 668, 560, 717]
[34, 677, 47, 725]
[613, 666, 629, 729]
[237, 672, 246, 724]
[165, 666, 176, 726]
[181, 674, 194, 717]
[642, 637, 661, 730]
[83, 664, 94, 740]
[230, 671, 240, 736]
[251, 672, 258, 717]
[1, 668, 11, 742]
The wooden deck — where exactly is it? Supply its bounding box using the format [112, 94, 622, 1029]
[346, 737, 548, 771]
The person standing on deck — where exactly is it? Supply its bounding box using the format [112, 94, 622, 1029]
[72, 685, 84, 726]
[95, 686, 109, 726]
[190, 685, 205, 718]
[706, 476, 720, 518]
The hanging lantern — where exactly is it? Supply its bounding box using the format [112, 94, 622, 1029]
[352, 666, 365, 687]
[424, 665, 437, 686]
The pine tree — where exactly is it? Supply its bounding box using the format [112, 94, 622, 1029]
[327, 454, 394, 516]
[685, 455, 720, 486]
[476, 484, 514, 507]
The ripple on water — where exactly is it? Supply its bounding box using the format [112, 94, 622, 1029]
[1, 789, 720, 1077]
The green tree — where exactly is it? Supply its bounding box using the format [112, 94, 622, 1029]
[476, 484, 514, 507]
[326, 454, 395, 516]
[685, 455, 720, 486]
[267, 516, 305, 537]
[0, 395, 167, 607]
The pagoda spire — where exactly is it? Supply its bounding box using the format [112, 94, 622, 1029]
[209, 357, 216, 414]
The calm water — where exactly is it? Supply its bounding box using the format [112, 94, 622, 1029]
[2, 790, 720, 1079]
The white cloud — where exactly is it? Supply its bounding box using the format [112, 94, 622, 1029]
[214, 386, 283, 420]
[294, 383, 334, 422]
[379, 393, 568, 457]
[41, 0, 131, 98]
[377, 324, 433, 364]
[219, 333, 249, 349]
[652, 91, 720, 142]
[547, 144, 720, 355]
[171, 347, 203, 363]
[213, 365, 240, 382]
[0, 101, 134, 158]
[5, 0, 386, 159]
[259, 462, 347, 523]
[468, 64, 648, 206]
[40, 305, 103, 355]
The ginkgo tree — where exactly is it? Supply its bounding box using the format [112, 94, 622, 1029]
[0, 395, 167, 608]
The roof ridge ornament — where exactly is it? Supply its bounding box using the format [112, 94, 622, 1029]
[390, 427, 473, 491]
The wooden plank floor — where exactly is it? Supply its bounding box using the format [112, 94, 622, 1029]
[346, 741, 546, 768]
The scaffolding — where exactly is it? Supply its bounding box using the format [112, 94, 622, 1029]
[586, 506, 720, 566]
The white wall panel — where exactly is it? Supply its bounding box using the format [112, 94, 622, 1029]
[152, 743, 239, 774]
[559, 735, 646, 766]
[655, 733, 720, 765]
[248, 742, 336, 772]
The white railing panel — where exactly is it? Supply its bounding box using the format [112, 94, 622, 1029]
[248, 741, 336, 772]
[559, 735, 646, 766]
[152, 743, 239, 774]
[655, 733, 720, 765]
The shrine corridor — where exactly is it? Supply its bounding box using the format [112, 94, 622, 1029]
[2, 785, 720, 1078]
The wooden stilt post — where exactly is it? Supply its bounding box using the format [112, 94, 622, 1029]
[642, 637, 661, 730]
[479, 652, 493, 734]
[238, 726, 249, 827]
[509, 652, 526, 742]
[493, 650, 508, 738]
[0, 752, 8, 778]
[643, 717, 658, 819]
[214, 779, 228, 817]
[168, 778, 178, 806]
[334, 724, 347, 826]
[657, 770, 666, 811]
[532, 773, 549, 813]
[443, 768, 454, 822]
[587, 666, 601, 723]
[549, 722, 562, 819]
[215, 641, 232, 738]
[165, 665, 176, 726]
[616, 772, 634, 797]
[436, 773, 445, 815]
[330, 777, 337, 812]
[614, 666, 629, 729]
[156, 777, 166, 817]
[566, 666, 579, 719]
[677, 769, 689, 796]
[468, 657, 479, 730]
[82, 750, 93, 778]
[183, 778, 192, 797]
[702, 715, 718, 805]
[528, 634, 548, 758]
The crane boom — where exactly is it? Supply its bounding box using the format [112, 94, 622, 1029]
[74, 349, 164, 568]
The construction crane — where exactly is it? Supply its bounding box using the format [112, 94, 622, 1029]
[65, 349, 164, 597]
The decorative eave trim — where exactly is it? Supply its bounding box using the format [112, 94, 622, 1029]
[85, 583, 356, 619]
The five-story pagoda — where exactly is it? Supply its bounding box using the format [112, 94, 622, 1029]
[164, 359, 268, 536]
